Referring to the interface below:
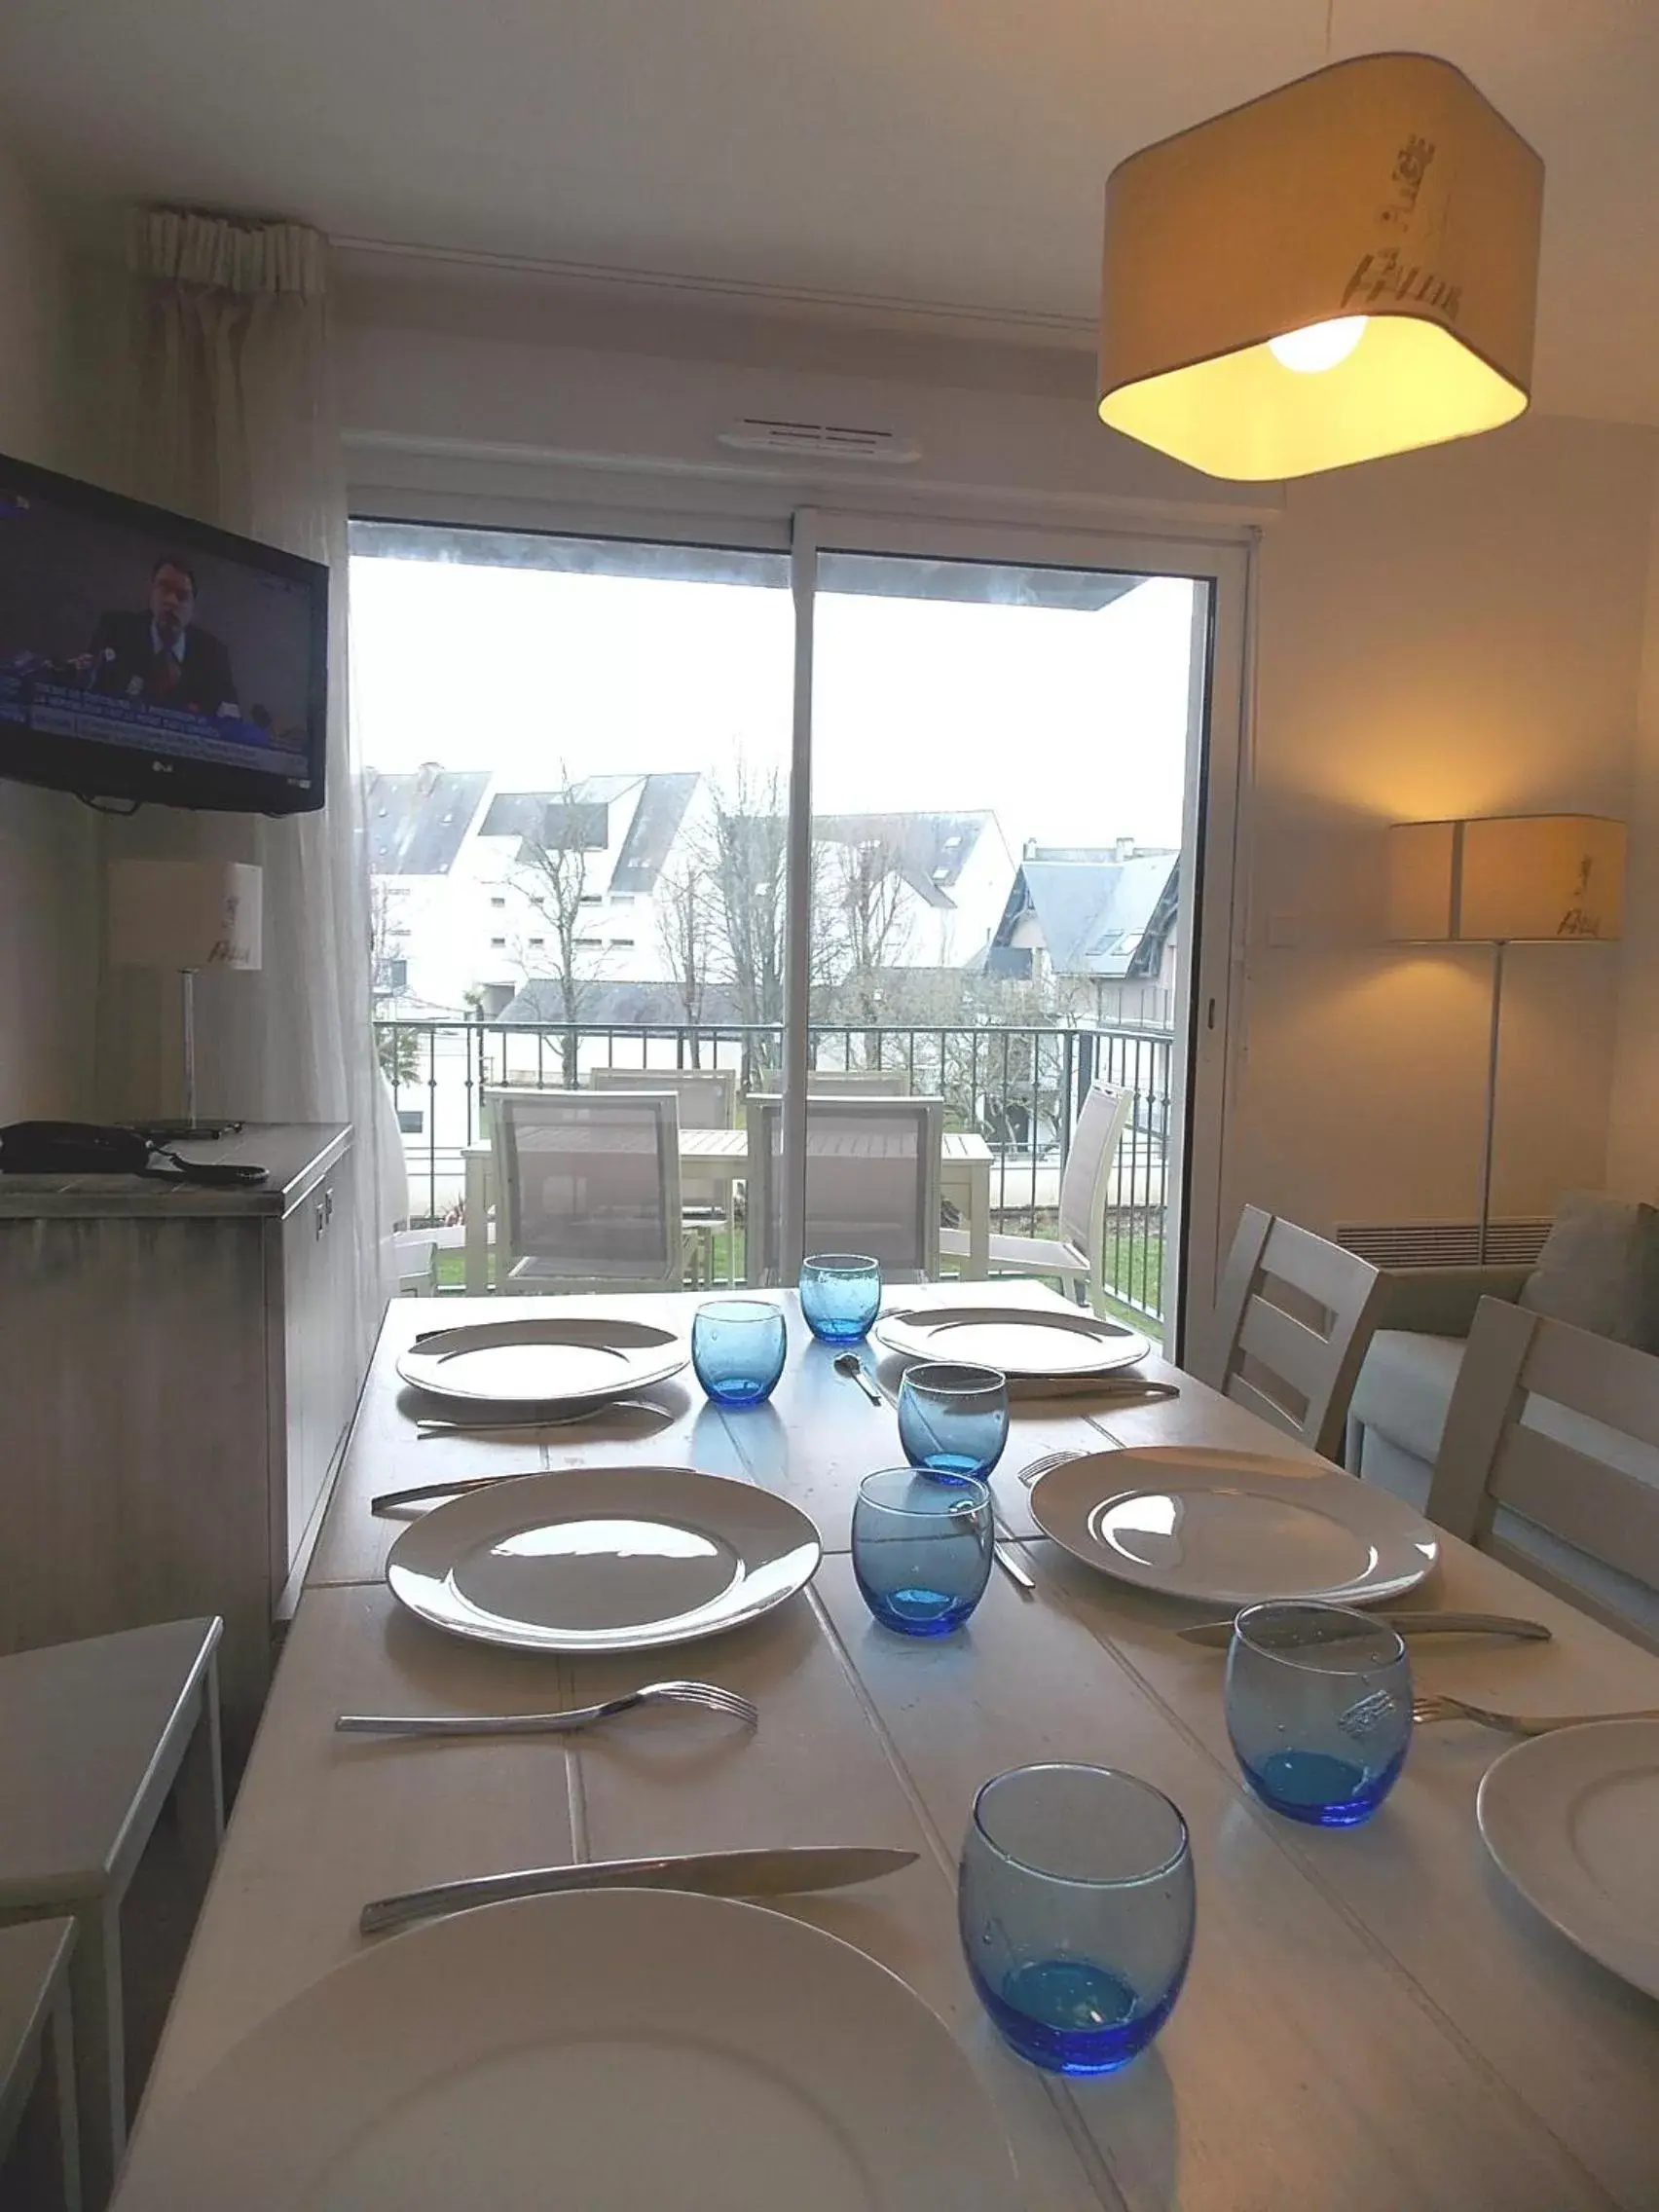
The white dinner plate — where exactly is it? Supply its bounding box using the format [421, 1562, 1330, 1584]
[1477, 1717, 1659, 2001]
[1027, 1445, 1439, 1606]
[396, 1314, 686, 1408]
[113, 1889, 1022, 2212]
[387, 1464, 822, 1653]
[872, 1302, 1151, 1380]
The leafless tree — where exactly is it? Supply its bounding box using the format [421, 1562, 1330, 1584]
[506, 766, 606, 1084]
[655, 848, 718, 1060]
[824, 832, 914, 1033]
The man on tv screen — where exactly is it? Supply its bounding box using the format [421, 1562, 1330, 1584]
[87, 556, 239, 715]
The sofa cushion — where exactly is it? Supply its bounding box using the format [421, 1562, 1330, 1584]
[1520, 1191, 1659, 1352]
[1347, 1329, 1466, 1469]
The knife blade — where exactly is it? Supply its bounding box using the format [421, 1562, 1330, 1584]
[1177, 1609, 1554, 1650]
[360, 1845, 918, 1937]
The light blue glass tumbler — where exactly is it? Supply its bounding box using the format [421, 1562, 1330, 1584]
[851, 1467, 993, 1636]
[798, 1253, 881, 1346]
[898, 1361, 1010, 1480]
[690, 1298, 788, 1407]
[1225, 1602, 1413, 1826]
[959, 1764, 1195, 2076]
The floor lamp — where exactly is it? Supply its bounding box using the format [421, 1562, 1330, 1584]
[1387, 814, 1625, 1263]
[107, 858, 264, 1138]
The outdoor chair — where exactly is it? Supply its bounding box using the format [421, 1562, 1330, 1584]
[487, 1088, 683, 1292]
[744, 1094, 943, 1286]
[940, 1080, 1132, 1316]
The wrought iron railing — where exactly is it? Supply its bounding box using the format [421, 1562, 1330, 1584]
[376, 1017, 1173, 1320]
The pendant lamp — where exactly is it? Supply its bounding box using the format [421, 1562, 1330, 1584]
[1098, 53, 1544, 480]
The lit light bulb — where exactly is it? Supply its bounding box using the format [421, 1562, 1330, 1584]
[1267, 316, 1368, 374]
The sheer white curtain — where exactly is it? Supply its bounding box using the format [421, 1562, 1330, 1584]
[97, 208, 395, 1348]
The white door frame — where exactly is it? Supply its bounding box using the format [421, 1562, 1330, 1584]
[796, 506, 1250, 1359]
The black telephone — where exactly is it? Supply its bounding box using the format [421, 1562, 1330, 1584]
[0, 1122, 268, 1188]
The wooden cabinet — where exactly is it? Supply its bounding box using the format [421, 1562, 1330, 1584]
[0, 1125, 363, 1760]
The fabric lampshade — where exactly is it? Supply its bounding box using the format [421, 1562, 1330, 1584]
[1387, 816, 1626, 943]
[107, 859, 264, 971]
[1098, 53, 1543, 481]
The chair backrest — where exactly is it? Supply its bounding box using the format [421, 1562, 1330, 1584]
[1057, 1083, 1135, 1256]
[1430, 1297, 1659, 1650]
[745, 1094, 943, 1285]
[804, 1069, 912, 1096]
[487, 1088, 682, 1289]
[1205, 1205, 1384, 1459]
[588, 1066, 736, 1129]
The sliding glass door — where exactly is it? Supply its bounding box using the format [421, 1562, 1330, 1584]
[350, 514, 1240, 1338]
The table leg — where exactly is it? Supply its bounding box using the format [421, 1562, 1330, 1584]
[65, 1903, 120, 2212]
[463, 1153, 488, 1297]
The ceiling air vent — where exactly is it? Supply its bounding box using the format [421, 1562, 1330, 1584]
[717, 418, 920, 464]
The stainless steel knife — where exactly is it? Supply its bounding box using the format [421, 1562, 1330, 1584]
[1176, 1609, 1553, 1649]
[360, 1845, 918, 1937]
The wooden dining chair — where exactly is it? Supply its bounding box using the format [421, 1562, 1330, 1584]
[487, 1088, 683, 1292]
[0, 1618, 222, 2210]
[1204, 1206, 1385, 1460]
[1429, 1296, 1659, 1651]
[0, 1920, 80, 2211]
[744, 1094, 943, 1286]
[939, 1081, 1133, 1315]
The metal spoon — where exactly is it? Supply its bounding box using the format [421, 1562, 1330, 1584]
[833, 1352, 883, 1406]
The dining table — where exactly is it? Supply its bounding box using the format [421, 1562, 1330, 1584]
[461, 1125, 997, 1292]
[115, 1279, 1659, 2209]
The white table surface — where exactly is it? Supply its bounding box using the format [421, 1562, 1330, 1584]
[118, 1284, 1659, 2209]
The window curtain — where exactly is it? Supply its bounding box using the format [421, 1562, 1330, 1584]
[96, 208, 398, 1349]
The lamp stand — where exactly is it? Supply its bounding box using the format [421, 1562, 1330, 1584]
[1475, 940, 1508, 1266]
[133, 969, 242, 1146]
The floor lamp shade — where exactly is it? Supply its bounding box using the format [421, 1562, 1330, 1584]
[1098, 53, 1543, 481]
[107, 860, 263, 973]
[1387, 816, 1626, 944]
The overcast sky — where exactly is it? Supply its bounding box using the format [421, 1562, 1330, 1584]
[350, 554, 1198, 860]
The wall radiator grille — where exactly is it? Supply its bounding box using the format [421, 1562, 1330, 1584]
[1335, 1219, 1551, 1270]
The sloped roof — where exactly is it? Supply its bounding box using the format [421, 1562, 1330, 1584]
[993, 852, 1178, 977]
[479, 774, 639, 844]
[610, 773, 700, 894]
[497, 977, 746, 1025]
[366, 769, 490, 875]
[814, 812, 991, 909]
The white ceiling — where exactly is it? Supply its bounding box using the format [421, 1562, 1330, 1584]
[5, 0, 1658, 422]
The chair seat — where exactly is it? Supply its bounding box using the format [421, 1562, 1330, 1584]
[939, 1228, 1088, 1276]
[0, 1620, 221, 1905]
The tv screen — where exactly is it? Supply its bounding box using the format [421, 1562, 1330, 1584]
[0, 452, 327, 814]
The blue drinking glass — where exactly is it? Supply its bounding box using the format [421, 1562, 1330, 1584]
[959, 1764, 1195, 2077]
[690, 1298, 788, 1407]
[851, 1467, 993, 1637]
[799, 1253, 882, 1345]
[898, 1361, 1010, 1480]
[1225, 1601, 1413, 1826]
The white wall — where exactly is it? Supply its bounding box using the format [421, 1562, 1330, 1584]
[336, 253, 1659, 1241]
[1606, 468, 1659, 1198]
[0, 149, 98, 1121]
[1236, 416, 1658, 1235]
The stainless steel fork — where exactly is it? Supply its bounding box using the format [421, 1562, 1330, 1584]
[335, 1679, 759, 1738]
[1412, 1692, 1659, 1737]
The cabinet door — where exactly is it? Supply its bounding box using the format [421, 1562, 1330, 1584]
[280, 1181, 329, 1574]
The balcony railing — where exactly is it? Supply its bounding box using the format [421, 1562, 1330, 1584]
[376, 1017, 1174, 1321]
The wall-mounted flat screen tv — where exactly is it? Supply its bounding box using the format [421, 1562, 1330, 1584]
[0, 451, 326, 814]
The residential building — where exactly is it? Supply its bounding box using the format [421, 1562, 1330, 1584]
[985, 842, 1179, 1027]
